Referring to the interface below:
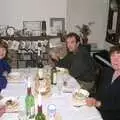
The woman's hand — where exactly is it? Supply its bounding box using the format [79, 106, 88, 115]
[86, 97, 101, 108]
[2, 71, 8, 77]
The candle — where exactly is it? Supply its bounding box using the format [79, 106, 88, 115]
[38, 93, 42, 113]
[38, 94, 42, 106]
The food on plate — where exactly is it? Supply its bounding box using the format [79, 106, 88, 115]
[75, 92, 85, 98]
[6, 99, 15, 106]
[73, 89, 89, 100]
[5, 99, 19, 109]
[72, 89, 89, 106]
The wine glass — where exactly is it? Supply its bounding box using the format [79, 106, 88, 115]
[56, 73, 63, 95]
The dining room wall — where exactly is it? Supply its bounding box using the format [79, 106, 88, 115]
[0, 0, 67, 34]
[0, 0, 111, 49]
[66, 0, 109, 49]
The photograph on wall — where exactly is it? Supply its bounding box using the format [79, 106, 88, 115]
[50, 18, 65, 34]
[23, 21, 42, 36]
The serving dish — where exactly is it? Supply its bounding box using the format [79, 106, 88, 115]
[72, 89, 89, 106]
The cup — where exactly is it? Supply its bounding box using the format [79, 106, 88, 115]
[47, 104, 56, 120]
[56, 72, 64, 95]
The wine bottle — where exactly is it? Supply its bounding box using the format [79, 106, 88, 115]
[41, 20, 47, 36]
[25, 80, 35, 119]
[35, 94, 46, 120]
[51, 66, 57, 85]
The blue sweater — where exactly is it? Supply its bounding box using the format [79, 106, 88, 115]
[0, 59, 11, 90]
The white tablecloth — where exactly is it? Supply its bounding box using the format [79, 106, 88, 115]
[0, 68, 103, 120]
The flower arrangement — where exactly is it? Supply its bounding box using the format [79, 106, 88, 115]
[75, 22, 94, 44]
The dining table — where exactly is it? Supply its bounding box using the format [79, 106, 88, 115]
[0, 67, 103, 120]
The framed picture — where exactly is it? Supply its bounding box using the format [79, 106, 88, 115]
[50, 18, 65, 34]
[23, 21, 42, 36]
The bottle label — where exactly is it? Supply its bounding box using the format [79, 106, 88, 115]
[38, 69, 43, 79]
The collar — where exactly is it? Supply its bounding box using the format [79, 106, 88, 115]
[111, 70, 120, 83]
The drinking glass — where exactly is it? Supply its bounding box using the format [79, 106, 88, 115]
[56, 73, 63, 95]
[24, 66, 31, 82]
[43, 65, 51, 81]
[47, 104, 56, 120]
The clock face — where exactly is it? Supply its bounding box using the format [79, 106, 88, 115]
[6, 27, 15, 36]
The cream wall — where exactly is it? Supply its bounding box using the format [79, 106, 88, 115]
[0, 0, 111, 49]
[0, 0, 67, 34]
[66, 0, 109, 49]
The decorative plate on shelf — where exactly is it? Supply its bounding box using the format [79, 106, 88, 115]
[6, 26, 15, 36]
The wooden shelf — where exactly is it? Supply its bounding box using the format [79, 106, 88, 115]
[2, 35, 60, 68]
[0, 35, 59, 41]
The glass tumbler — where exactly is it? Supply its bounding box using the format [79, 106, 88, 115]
[47, 104, 56, 120]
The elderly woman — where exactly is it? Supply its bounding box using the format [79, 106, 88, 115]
[86, 45, 120, 120]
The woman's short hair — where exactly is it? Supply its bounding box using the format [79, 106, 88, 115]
[65, 32, 80, 43]
[0, 40, 8, 50]
[109, 45, 120, 56]
[0, 40, 8, 59]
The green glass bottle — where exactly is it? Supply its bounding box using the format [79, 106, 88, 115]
[35, 94, 46, 120]
[25, 80, 35, 119]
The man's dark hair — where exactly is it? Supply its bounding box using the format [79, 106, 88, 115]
[109, 45, 120, 56]
[66, 32, 80, 43]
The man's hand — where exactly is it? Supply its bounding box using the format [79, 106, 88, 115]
[86, 97, 101, 108]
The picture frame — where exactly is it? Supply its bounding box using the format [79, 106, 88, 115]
[23, 21, 42, 36]
[50, 18, 65, 34]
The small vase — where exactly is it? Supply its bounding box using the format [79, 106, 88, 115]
[82, 37, 88, 45]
